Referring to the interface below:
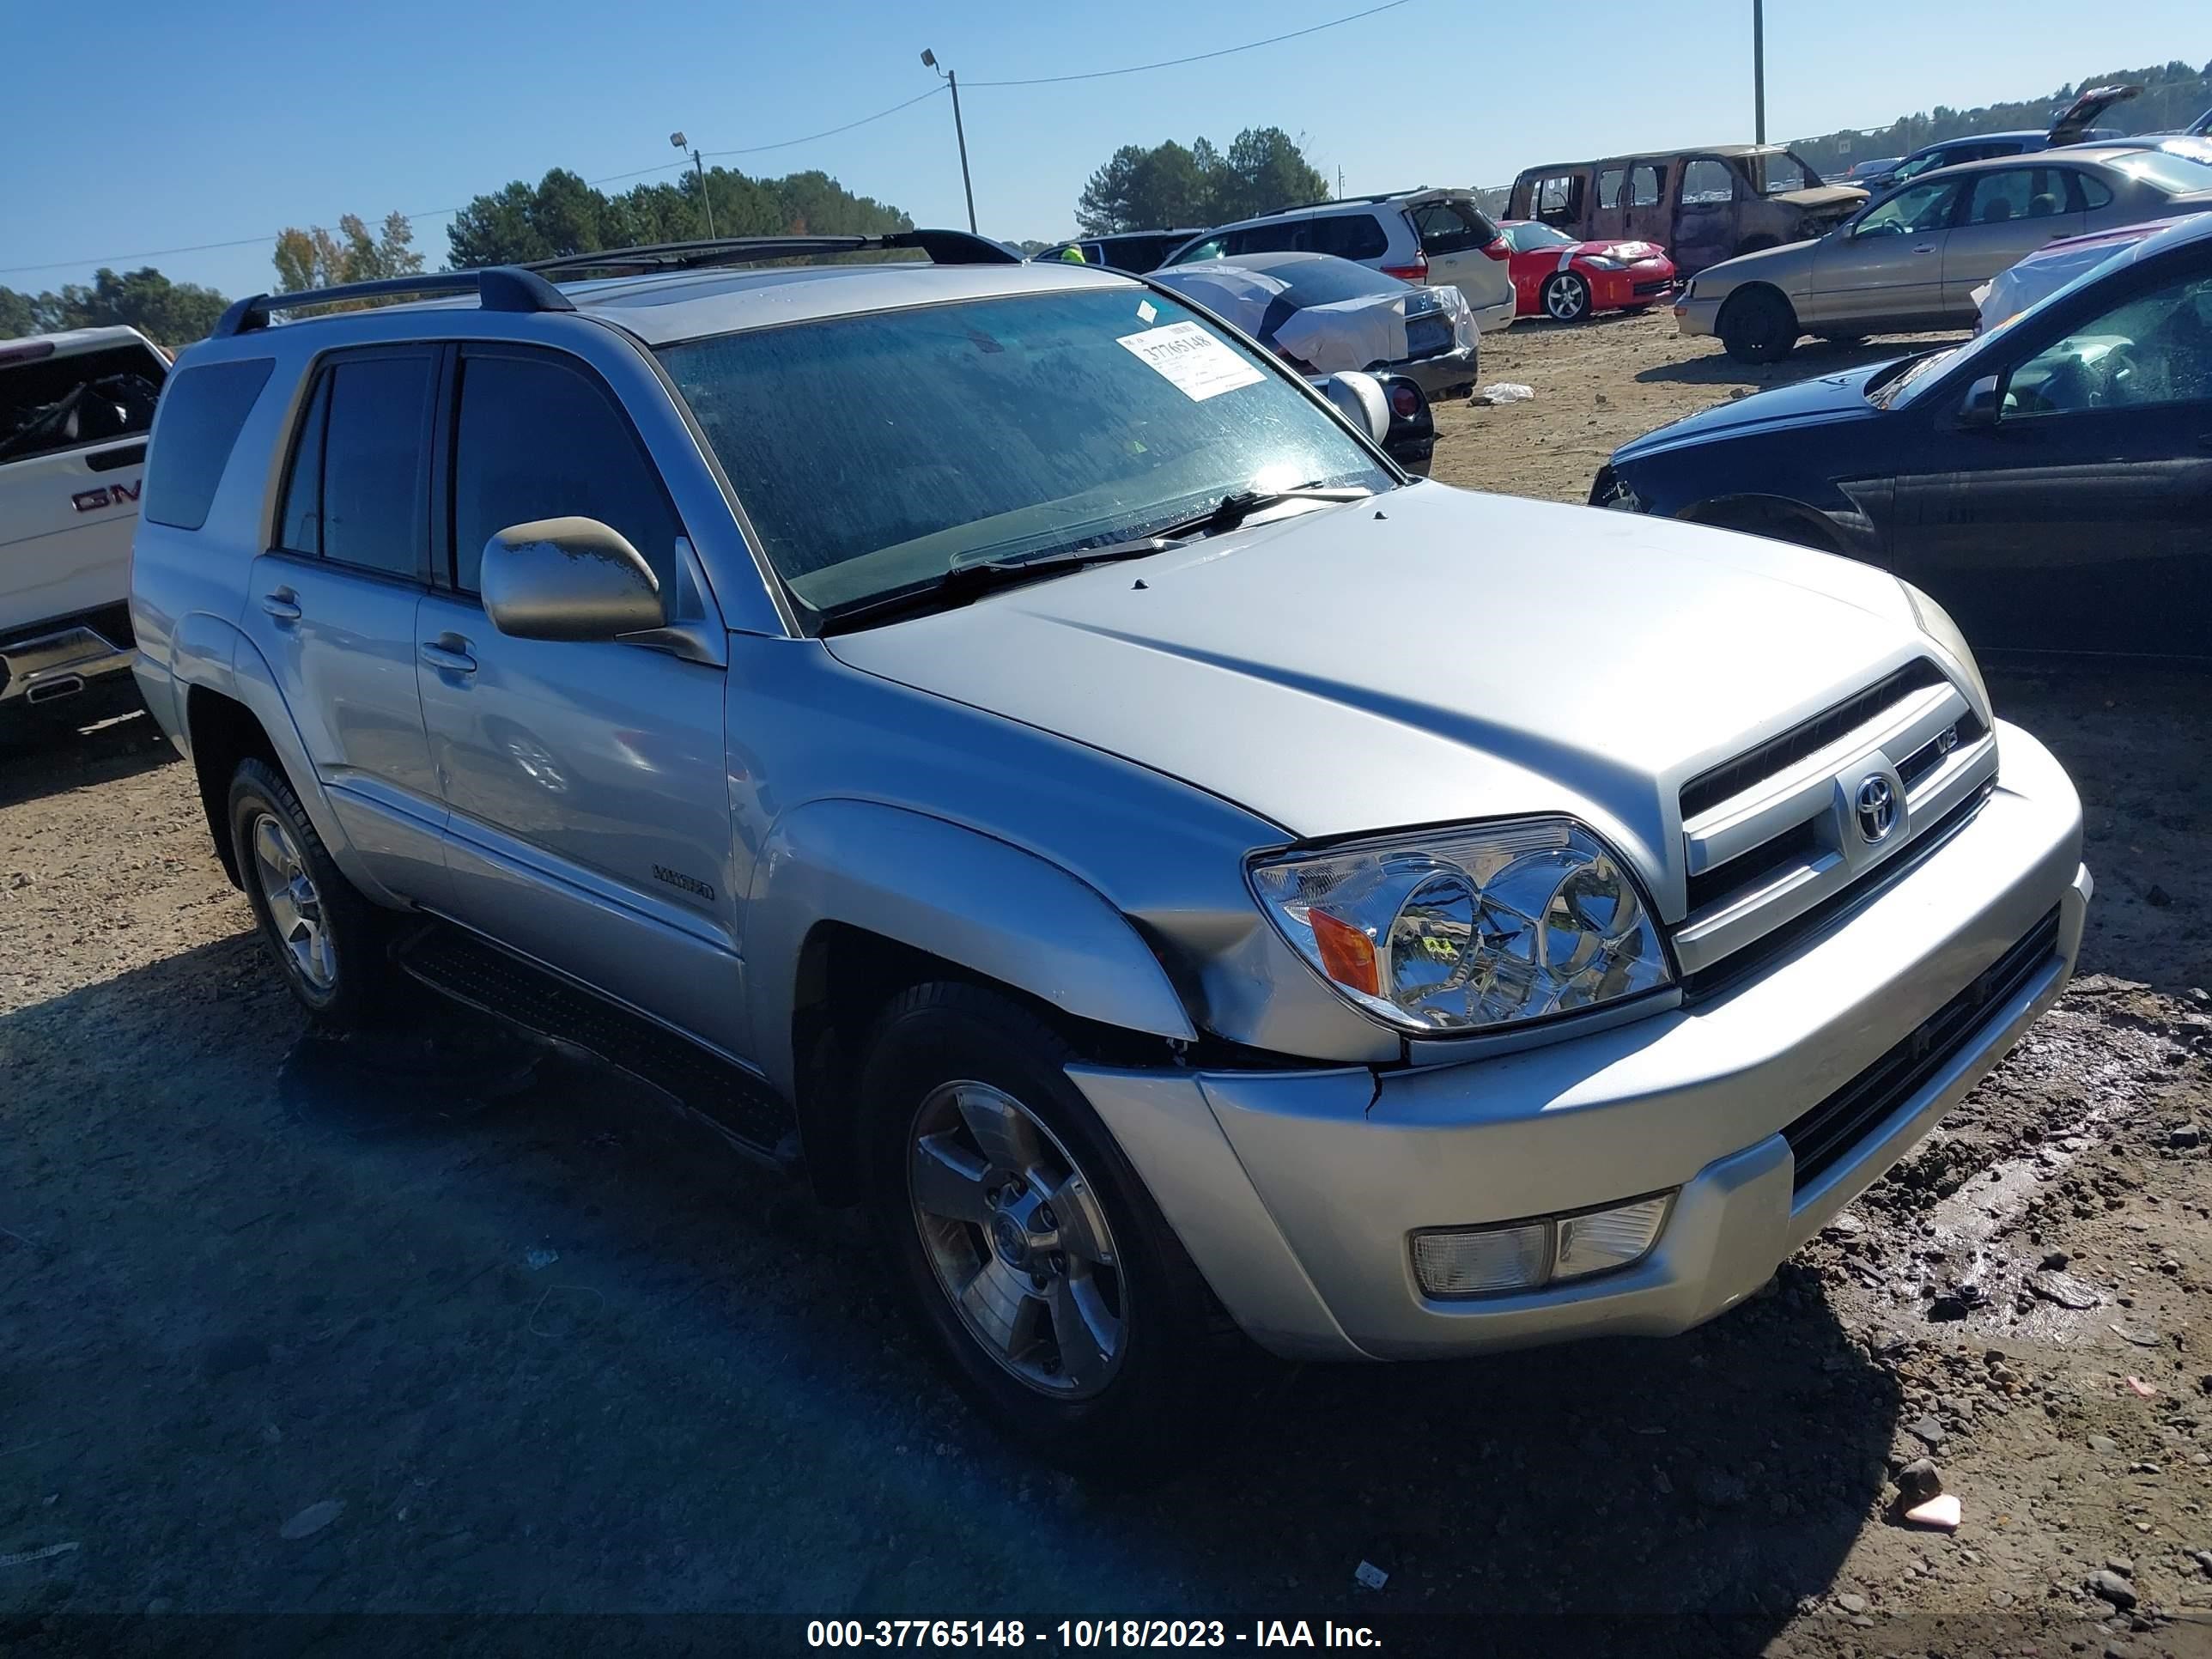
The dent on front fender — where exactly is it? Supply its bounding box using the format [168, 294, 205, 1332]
[742, 799, 1197, 1102]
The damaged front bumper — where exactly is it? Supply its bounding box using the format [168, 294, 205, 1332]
[1071, 723, 2087, 1361]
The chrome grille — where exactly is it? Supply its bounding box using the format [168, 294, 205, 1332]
[1672, 659, 1997, 982]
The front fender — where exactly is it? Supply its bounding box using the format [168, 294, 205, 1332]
[744, 799, 1196, 1103]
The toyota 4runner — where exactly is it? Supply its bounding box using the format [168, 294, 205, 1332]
[130, 234, 2090, 1470]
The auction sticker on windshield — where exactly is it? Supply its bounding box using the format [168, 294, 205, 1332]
[1117, 321, 1264, 401]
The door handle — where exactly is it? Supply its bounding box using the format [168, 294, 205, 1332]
[419, 638, 477, 675]
[1911, 244, 1936, 254]
[259, 590, 301, 622]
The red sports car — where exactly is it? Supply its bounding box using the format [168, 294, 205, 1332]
[1498, 220, 1678, 322]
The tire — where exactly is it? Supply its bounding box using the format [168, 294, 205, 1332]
[228, 757, 395, 1029]
[1540, 270, 1592, 323]
[858, 981, 1237, 1478]
[1720, 288, 1798, 363]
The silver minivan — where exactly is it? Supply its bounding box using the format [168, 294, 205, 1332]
[131, 235, 2087, 1471]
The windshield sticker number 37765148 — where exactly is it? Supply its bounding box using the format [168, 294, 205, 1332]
[1117, 321, 1264, 402]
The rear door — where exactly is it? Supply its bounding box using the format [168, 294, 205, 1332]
[413, 343, 744, 1057]
[0, 336, 166, 637]
[241, 345, 450, 905]
[1940, 166, 2086, 315]
[1620, 162, 1668, 246]
[1590, 166, 1632, 241]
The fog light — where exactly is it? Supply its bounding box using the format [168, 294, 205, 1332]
[1411, 1221, 1551, 1296]
[1411, 1192, 1674, 1298]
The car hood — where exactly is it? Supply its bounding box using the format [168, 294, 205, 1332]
[1694, 237, 1818, 291]
[1612, 362, 1890, 458]
[1574, 239, 1668, 262]
[823, 482, 1924, 908]
[1773, 185, 1869, 213]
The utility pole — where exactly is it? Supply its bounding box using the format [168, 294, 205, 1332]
[1752, 0, 1766, 143]
[921, 49, 978, 233]
[671, 131, 715, 238]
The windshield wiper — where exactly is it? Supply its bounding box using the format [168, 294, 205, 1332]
[1151, 484, 1370, 540]
[815, 537, 1175, 635]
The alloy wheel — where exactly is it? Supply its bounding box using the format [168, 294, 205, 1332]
[1545, 274, 1589, 322]
[908, 1079, 1126, 1398]
[250, 811, 337, 992]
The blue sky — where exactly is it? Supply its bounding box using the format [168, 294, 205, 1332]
[2, 0, 2204, 300]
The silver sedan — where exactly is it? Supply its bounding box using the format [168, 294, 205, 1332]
[1676, 145, 2212, 361]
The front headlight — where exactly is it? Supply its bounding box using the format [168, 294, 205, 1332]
[1249, 818, 1673, 1035]
[1583, 255, 1626, 270]
[1901, 580, 1992, 720]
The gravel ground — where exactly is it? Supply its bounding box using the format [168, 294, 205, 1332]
[4, 314, 2212, 1656]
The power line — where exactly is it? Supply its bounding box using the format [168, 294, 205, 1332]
[703, 85, 945, 157]
[966, 0, 1418, 87]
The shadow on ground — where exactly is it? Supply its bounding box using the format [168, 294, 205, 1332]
[0, 698, 176, 811]
[1633, 332, 1966, 390]
[1, 937, 1905, 1646]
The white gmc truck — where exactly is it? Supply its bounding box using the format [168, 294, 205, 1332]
[0, 325, 167, 727]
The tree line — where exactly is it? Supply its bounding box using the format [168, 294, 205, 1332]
[1074, 128, 1329, 236]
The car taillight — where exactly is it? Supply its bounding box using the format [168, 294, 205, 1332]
[1389, 383, 1420, 419]
[1382, 256, 1429, 282]
[1480, 236, 1513, 261]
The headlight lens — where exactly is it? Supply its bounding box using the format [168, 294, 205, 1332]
[1901, 580, 1992, 720]
[1249, 818, 1672, 1034]
[1583, 255, 1626, 270]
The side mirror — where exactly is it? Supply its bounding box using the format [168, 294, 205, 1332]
[1957, 374, 2003, 430]
[480, 516, 665, 641]
[1324, 370, 1392, 444]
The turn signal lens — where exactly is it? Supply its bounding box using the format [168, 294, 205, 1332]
[1309, 908, 1379, 995]
[1553, 1195, 1672, 1281]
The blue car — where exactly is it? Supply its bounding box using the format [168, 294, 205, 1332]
[1593, 212, 2212, 662]
[1859, 83, 2139, 192]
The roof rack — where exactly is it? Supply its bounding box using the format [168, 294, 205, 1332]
[525, 228, 1021, 278]
[212, 268, 574, 338]
[1266, 187, 1436, 214]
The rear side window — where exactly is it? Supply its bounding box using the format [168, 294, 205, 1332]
[4, 343, 170, 469]
[276, 350, 434, 579]
[1631, 165, 1663, 207]
[1412, 200, 1500, 253]
[1308, 213, 1388, 260]
[2073, 172, 2114, 210]
[1228, 221, 1304, 256]
[1597, 168, 1626, 209]
[449, 350, 684, 593]
[142, 358, 271, 532]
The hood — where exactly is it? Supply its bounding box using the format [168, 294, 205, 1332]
[1695, 236, 1818, 290]
[1577, 240, 1667, 262]
[1613, 362, 1890, 459]
[1774, 185, 1869, 213]
[823, 483, 1923, 906]
[2049, 82, 2140, 143]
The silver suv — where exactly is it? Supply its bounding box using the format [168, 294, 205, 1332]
[131, 233, 2089, 1471]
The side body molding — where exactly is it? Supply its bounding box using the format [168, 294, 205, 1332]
[744, 799, 1197, 1103]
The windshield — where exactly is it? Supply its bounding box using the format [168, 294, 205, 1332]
[1505, 222, 1573, 252]
[2110, 149, 2212, 195]
[1746, 150, 1815, 193]
[659, 288, 1392, 617]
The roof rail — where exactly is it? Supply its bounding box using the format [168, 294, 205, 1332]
[1266, 187, 1436, 215]
[212, 268, 574, 338]
[525, 228, 1021, 278]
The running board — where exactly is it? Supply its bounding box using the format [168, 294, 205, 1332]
[391, 923, 801, 1172]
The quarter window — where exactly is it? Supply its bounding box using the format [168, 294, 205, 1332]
[142, 358, 269, 532]
[450, 351, 683, 594]
[2073, 173, 2114, 210]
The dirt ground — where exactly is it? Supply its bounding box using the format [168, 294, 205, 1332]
[6, 315, 2212, 1656]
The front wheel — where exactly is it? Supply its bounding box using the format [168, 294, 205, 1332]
[1720, 289, 1798, 363]
[1541, 270, 1592, 323]
[860, 983, 1235, 1476]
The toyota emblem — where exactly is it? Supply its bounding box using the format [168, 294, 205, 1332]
[1855, 775, 1898, 843]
